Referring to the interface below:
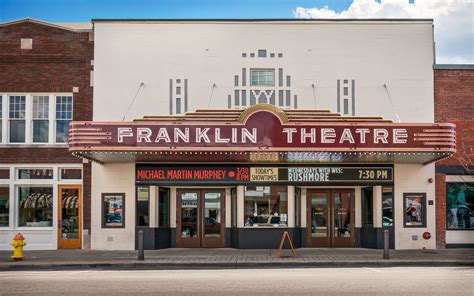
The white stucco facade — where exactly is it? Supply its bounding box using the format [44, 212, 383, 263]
[394, 163, 436, 249]
[91, 162, 135, 250]
[88, 20, 444, 250]
[92, 20, 434, 123]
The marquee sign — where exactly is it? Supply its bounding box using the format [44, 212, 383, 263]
[69, 107, 455, 152]
[69, 105, 455, 164]
[135, 165, 393, 185]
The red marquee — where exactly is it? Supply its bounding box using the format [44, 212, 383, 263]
[68, 104, 455, 164]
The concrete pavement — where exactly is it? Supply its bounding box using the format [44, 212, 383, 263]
[0, 248, 473, 270]
[1, 267, 473, 295]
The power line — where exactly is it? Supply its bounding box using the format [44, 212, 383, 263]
[207, 83, 217, 108]
[383, 84, 401, 123]
[311, 83, 317, 109]
[122, 82, 144, 122]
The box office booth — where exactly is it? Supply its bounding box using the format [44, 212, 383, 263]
[69, 104, 456, 250]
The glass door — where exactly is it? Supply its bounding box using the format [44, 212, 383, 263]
[307, 189, 355, 248]
[58, 185, 82, 249]
[307, 190, 330, 247]
[201, 191, 225, 248]
[176, 189, 225, 248]
[331, 190, 355, 247]
[177, 190, 200, 248]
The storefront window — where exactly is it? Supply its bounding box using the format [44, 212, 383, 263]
[136, 186, 149, 226]
[362, 187, 373, 227]
[244, 186, 287, 227]
[102, 193, 125, 228]
[60, 168, 82, 180]
[159, 188, 170, 227]
[0, 169, 9, 179]
[447, 183, 473, 230]
[18, 186, 53, 227]
[403, 193, 426, 228]
[18, 168, 53, 179]
[0, 187, 9, 227]
[382, 187, 394, 227]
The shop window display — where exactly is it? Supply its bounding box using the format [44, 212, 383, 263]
[60, 168, 82, 180]
[18, 168, 53, 180]
[136, 187, 149, 226]
[102, 193, 125, 228]
[18, 187, 53, 227]
[447, 183, 473, 230]
[382, 187, 394, 227]
[244, 186, 287, 227]
[0, 187, 9, 227]
[403, 193, 426, 227]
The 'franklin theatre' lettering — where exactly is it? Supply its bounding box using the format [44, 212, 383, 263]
[117, 127, 258, 144]
[281, 127, 408, 145]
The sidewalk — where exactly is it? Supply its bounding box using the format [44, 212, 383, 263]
[1, 248, 473, 271]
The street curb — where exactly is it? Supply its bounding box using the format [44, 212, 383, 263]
[1, 260, 473, 271]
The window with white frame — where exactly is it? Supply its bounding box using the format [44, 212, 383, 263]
[1, 94, 73, 145]
[251, 69, 275, 86]
[18, 186, 53, 227]
[59, 168, 82, 180]
[32, 96, 49, 143]
[0, 186, 9, 227]
[9, 95, 26, 143]
[55, 96, 73, 143]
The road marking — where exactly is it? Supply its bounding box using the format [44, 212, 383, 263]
[363, 267, 382, 273]
[66, 270, 94, 275]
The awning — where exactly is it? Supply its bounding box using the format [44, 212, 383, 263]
[69, 104, 455, 165]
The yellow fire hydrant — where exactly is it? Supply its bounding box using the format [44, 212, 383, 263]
[11, 233, 26, 261]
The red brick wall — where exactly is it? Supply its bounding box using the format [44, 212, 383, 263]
[434, 69, 474, 168]
[435, 173, 446, 248]
[0, 20, 93, 231]
[434, 68, 474, 248]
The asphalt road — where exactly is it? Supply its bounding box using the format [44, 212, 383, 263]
[0, 267, 472, 295]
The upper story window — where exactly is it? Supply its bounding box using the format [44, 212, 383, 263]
[0, 93, 73, 145]
[55, 96, 72, 143]
[32, 96, 49, 143]
[9, 95, 26, 143]
[251, 69, 275, 86]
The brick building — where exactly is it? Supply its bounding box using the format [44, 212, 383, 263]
[434, 64, 474, 248]
[0, 19, 93, 250]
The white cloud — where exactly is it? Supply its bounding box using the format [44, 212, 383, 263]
[294, 0, 474, 64]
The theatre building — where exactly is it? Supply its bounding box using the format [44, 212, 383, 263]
[0, 19, 93, 250]
[70, 105, 455, 249]
[70, 19, 455, 250]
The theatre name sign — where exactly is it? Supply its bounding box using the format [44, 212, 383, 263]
[69, 110, 455, 152]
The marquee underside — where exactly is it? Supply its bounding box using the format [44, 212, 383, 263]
[73, 150, 453, 165]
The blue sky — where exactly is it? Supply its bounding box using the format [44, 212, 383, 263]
[1, 0, 355, 21]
